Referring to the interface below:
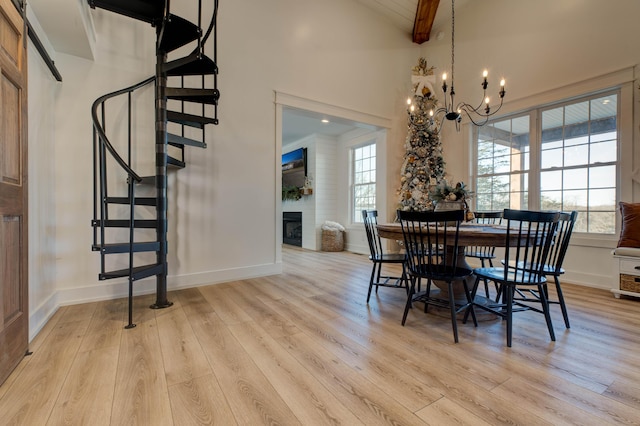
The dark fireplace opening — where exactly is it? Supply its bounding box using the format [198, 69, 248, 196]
[283, 212, 302, 247]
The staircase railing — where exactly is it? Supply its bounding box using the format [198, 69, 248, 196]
[91, 76, 156, 327]
[205, 0, 219, 123]
[91, 76, 155, 184]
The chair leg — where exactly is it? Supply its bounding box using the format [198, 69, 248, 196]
[538, 283, 556, 342]
[483, 279, 491, 298]
[495, 282, 504, 303]
[487, 258, 501, 297]
[401, 276, 417, 325]
[506, 285, 514, 347]
[424, 279, 432, 313]
[462, 279, 478, 327]
[402, 264, 410, 296]
[463, 276, 482, 324]
[375, 262, 382, 294]
[448, 281, 459, 343]
[480, 259, 490, 297]
[366, 263, 377, 303]
[554, 275, 570, 329]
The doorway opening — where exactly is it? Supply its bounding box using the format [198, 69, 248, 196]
[275, 92, 392, 262]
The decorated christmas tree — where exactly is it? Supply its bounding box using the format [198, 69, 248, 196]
[398, 58, 446, 212]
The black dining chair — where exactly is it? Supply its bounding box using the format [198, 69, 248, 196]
[511, 211, 577, 329]
[362, 210, 409, 303]
[465, 211, 503, 298]
[398, 209, 477, 343]
[471, 209, 560, 347]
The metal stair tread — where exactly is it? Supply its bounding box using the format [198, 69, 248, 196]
[168, 156, 186, 169]
[92, 219, 157, 228]
[163, 54, 218, 76]
[134, 176, 156, 185]
[89, 0, 164, 24]
[159, 14, 200, 53]
[92, 241, 160, 253]
[167, 110, 217, 128]
[106, 196, 157, 206]
[166, 88, 220, 105]
[168, 133, 206, 148]
[99, 263, 164, 281]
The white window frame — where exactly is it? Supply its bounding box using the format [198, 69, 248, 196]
[351, 141, 377, 223]
[470, 68, 634, 249]
[474, 113, 532, 212]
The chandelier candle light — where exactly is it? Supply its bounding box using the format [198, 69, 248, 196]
[408, 0, 507, 131]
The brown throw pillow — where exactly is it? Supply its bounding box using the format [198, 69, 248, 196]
[618, 202, 640, 248]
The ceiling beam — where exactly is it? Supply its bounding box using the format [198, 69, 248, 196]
[412, 0, 440, 44]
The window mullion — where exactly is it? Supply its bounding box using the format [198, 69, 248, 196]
[529, 110, 541, 210]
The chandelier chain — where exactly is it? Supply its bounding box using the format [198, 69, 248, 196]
[451, 0, 455, 86]
[406, 0, 507, 133]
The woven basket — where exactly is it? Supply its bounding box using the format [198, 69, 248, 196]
[321, 229, 344, 252]
[621, 274, 640, 293]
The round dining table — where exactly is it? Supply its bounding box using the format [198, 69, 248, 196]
[376, 222, 515, 304]
[377, 222, 513, 251]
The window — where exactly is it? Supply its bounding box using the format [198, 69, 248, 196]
[352, 143, 376, 222]
[476, 115, 530, 211]
[474, 91, 618, 234]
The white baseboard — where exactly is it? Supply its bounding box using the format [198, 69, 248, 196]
[564, 270, 612, 291]
[29, 262, 282, 340]
[29, 292, 59, 342]
[345, 243, 368, 256]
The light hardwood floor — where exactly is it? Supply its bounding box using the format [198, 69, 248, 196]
[2, 247, 640, 425]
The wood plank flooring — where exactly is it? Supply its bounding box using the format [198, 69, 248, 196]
[2, 246, 640, 425]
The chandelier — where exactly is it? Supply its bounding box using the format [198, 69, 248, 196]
[408, 0, 506, 131]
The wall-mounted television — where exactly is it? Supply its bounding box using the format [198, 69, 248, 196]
[282, 147, 307, 188]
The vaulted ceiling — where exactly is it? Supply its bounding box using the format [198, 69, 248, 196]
[354, 0, 472, 44]
[355, 0, 441, 44]
[27, 0, 468, 62]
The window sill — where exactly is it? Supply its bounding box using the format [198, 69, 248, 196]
[570, 233, 618, 249]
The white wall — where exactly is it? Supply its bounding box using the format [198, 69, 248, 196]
[27, 0, 419, 336]
[419, 0, 640, 289]
[314, 135, 340, 249]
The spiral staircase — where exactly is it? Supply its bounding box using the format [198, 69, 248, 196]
[89, 0, 219, 328]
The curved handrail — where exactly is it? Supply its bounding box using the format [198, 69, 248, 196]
[156, 0, 170, 50]
[164, 0, 170, 20]
[91, 76, 156, 182]
[200, 0, 218, 48]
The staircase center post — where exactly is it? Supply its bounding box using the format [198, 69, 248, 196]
[151, 48, 173, 310]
